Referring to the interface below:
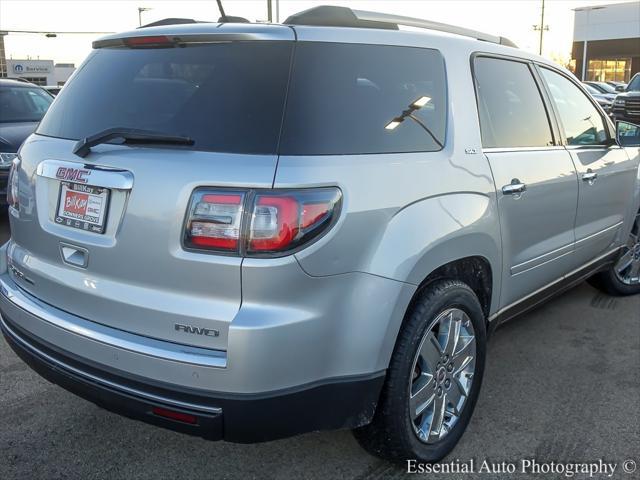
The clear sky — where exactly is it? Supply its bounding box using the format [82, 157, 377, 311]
[1, 0, 637, 66]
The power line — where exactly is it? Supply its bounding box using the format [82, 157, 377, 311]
[1, 30, 114, 34]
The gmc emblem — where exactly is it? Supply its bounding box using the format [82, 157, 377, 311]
[56, 167, 90, 184]
[174, 323, 220, 337]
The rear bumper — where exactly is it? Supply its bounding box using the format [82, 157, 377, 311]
[1, 304, 384, 442]
[0, 271, 387, 442]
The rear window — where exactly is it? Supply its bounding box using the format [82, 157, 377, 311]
[0, 86, 53, 123]
[37, 41, 447, 155]
[37, 42, 293, 154]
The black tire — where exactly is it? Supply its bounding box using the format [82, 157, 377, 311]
[589, 211, 640, 296]
[354, 279, 487, 463]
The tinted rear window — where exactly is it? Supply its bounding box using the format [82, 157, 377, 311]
[280, 43, 447, 155]
[37, 41, 447, 155]
[37, 42, 293, 154]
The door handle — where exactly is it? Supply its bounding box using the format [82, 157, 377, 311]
[582, 169, 598, 184]
[502, 179, 527, 195]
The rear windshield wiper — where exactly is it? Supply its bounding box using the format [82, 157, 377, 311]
[73, 127, 194, 157]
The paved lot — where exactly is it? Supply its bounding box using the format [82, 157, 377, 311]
[1, 213, 638, 479]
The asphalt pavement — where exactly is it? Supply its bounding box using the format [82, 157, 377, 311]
[1, 213, 638, 479]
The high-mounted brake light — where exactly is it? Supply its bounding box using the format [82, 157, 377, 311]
[184, 188, 341, 256]
[124, 35, 172, 47]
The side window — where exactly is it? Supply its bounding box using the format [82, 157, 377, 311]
[280, 43, 447, 155]
[540, 68, 608, 146]
[474, 57, 554, 148]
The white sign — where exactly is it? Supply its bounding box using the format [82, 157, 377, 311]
[8, 60, 53, 75]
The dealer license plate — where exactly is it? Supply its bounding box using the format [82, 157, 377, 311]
[55, 182, 110, 234]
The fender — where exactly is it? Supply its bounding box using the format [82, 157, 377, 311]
[366, 192, 502, 313]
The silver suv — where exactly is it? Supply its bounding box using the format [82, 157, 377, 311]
[2, 6, 639, 463]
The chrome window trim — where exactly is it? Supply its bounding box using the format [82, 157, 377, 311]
[483, 146, 566, 153]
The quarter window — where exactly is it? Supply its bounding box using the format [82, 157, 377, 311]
[280, 43, 447, 155]
[474, 57, 554, 148]
[540, 68, 608, 146]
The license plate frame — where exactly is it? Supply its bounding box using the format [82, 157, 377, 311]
[55, 181, 111, 234]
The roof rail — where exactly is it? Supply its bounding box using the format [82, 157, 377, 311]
[285, 6, 518, 48]
[139, 18, 201, 28]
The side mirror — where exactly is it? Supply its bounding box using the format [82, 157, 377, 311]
[615, 85, 625, 92]
[616, 121, 640, 147]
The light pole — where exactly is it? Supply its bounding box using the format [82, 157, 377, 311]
[579, 6, 604, 81]
[138, 7, 152, 27]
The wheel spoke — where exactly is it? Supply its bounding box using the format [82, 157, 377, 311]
[419, 331, 443, 371]
[615, 250, 634, 274]
[629, 260, 640, 280]
[452, 353, 474, 377]
[410, 379, 435, 419]
[441, 311, 461, 357]
[427, 394, 446, 441]
[446, 381, 464, 416]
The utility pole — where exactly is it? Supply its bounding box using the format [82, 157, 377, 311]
[138, 7, 152, 27]
[538, 0, 545, 55]
[533, 0, 549, 56]
[267, 0, 273, 22]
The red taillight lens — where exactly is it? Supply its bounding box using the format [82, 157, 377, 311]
[7, 157, 20, 210]
[249, 196, 299, 251]
[184, 188, 341, 256]
[184, 191, 245, 253]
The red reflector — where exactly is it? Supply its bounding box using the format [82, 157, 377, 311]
[152, 407, 197, 424]
[125, 35, 172, 47]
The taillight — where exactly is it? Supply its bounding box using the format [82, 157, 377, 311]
[184, 188, 341, 256]
[184, 190, 245, 253]
[7, 157, 20, 210]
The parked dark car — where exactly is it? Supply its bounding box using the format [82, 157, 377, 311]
[583, 83, 614, 113]
[612, 73, 640, 124]
[584, 81, 618, 95]
[607, 80, 627, 91]
[43, 85, 63, 96]
[0, 79, 54, 203]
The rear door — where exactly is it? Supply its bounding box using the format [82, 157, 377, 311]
[9, 29, 294, 350]
[473, 55, 578, 308]
[537, 66, 638, 266]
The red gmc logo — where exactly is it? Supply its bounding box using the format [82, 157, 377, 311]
[56, 167, 90, 184]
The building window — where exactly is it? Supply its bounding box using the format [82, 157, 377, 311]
[20, 77, 47, 86]
[587, 58, 632, 83]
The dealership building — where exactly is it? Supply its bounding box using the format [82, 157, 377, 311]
[5, 59, 75, 86]
[0, 32, 75, 86]
[572, 1, 640, 82]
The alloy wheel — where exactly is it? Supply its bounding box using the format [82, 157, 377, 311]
[614, 212, 640, 286]
[409, 308, 476, 444]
